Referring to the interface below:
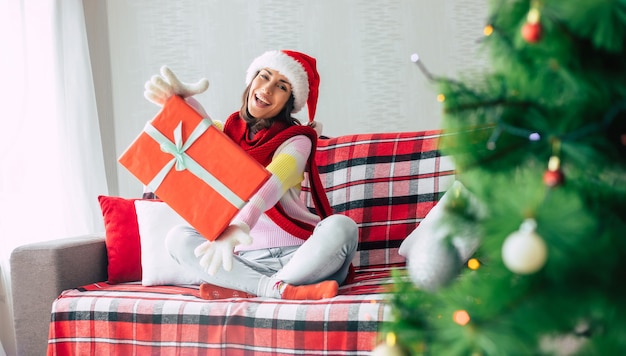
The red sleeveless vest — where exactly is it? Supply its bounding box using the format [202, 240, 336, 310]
[223, 112, 333, 240]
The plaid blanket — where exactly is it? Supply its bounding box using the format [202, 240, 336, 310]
[47, 131, 454, 355]
[48, 265, 401, 355]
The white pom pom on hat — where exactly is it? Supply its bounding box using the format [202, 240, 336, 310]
[245, 50, 320, 124]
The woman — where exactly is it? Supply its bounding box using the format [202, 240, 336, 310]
[145, 50, 358, 300]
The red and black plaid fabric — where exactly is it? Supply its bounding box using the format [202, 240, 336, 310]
[303, 130, 455, 267]
[47, 130, 454, 355]
[47, 265, 402, 355]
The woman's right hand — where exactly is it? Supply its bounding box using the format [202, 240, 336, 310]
[144, 66, 209, 106]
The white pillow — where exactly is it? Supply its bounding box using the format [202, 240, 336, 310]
[398, 186, 448, 258]
[398, 180, 483, 262]
[134, 200, 204, 286]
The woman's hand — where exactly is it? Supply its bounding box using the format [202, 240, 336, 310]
[144, 66, 209, 106]
[194, 222, 252, 275]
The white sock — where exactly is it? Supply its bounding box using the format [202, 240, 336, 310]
[257, 276, 285, 298]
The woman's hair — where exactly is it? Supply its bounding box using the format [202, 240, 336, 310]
[239, 71, 301, 133]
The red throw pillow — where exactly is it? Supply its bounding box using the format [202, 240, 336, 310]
[98, 195, 143, 284]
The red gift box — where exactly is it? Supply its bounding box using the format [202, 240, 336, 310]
[118, 95, 270, 241]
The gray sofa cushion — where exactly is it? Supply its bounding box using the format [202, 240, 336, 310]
[10, 234, 107, 356]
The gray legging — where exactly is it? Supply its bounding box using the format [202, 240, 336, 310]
[165, 214, 358, 297]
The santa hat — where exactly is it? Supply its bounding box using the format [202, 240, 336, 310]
[246, 50, 320, 124]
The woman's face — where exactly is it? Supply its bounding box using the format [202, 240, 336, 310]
[247, 68, 292, 120]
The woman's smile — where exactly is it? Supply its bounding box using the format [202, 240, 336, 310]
[247, 68, 292, 120]
[254, 92, 271, 107]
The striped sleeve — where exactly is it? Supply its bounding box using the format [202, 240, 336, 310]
[212, 120, 224, 131]
[232, 135, 311, 229]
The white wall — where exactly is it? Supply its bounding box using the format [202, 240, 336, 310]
[90, 0, 487, 198]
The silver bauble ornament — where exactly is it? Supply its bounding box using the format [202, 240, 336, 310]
[408, 234, 462, 292]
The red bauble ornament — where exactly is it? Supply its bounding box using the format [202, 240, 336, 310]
[544, 155, 564, 187]
[543, 169, 564, 187]
[522, 22, 542, 43]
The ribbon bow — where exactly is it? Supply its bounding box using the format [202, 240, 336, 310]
[159, 121, 192, 171]
[142, 119, 245, 209]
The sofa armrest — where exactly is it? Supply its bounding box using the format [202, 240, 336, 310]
[10, 233, 107, 356]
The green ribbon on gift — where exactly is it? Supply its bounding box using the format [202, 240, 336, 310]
[143, 119, 246, 209]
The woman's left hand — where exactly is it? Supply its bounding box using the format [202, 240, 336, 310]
[194, 223, 252, 275]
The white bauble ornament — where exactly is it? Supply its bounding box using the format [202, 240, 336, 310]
[501, 218, 547, 274]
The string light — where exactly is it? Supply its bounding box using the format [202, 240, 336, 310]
[484, 98, 626, 151]
[437, 94, 446, 102]
[386, 332, 397, 346]
[410, 52, 436, 81]
[453, 310, 471, 326]
[467, 258, 481, 270]
[483, 25, 494, 36]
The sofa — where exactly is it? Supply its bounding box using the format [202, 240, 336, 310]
[10, 129, 455, 356]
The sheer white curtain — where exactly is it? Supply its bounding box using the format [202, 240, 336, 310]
[0, 0, 108, 354]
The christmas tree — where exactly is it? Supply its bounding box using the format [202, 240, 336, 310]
[381, 0, 626, 355]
